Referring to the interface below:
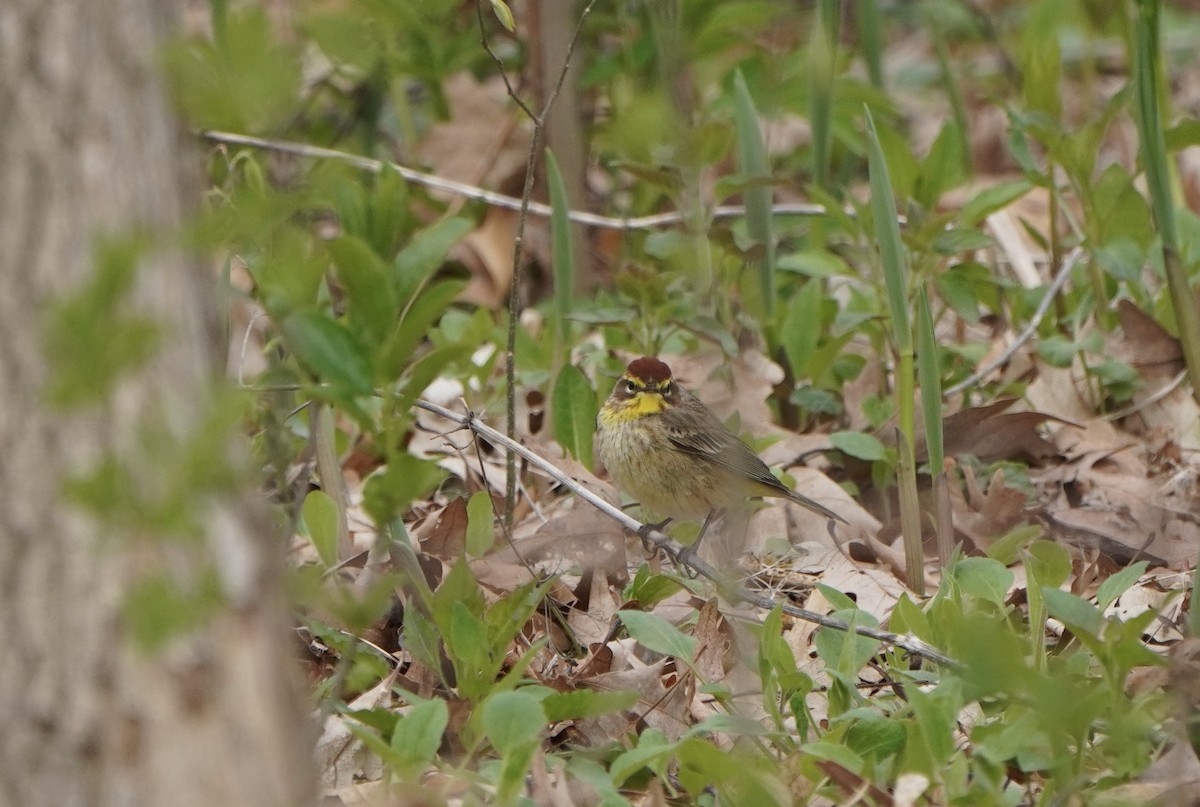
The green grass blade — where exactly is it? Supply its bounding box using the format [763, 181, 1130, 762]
[1133, 1, 1200, 406]
[545, 148, 575, 358]
[867, 106, 923, 593]
[865, 109, 910, 352]
[732, 70, 775, 316]
[809, 0, 837, 190]
[856, 0, 884, 90]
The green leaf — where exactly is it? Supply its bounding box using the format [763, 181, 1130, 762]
[1036, 335, 1078, 368]
[959, 179, 1032, 226]
[552, 364, 597, 469]
[953, 557, 1013, 606]
[302, 489, 339, 567]
[394, 217, 473, 306]
[845, 714, 906, 761]
[814, 609, 880, 677]
[465, 491, 494, 557]
[1096, 561, 1149, 612]
[829, 431, 887, 461]
[732, 69, 775, 315]
[1042, 587, 1104, 638]
[327, 235, 397, 346]
[390, 698, 449, 774]
[489, 0, 515, 31]
[446, 600, 491, 700]
[379, 279, 466, 381]
[915, 119, 967, 207]
[163, 7, 299, 133]
[931, 228, 994, 255]
[865, 108, 910, 351]
[916, 288, 943, 474]
[542, 689, 639, 722]
[624, 566, 685, 608]
[618, 610, 697, 662]
[483, 690, 545, 752]
[280, 311, 374, 394]
[780, 280, 823, 380]
[362, 455, 447, 526]
[546, 149, 574, 352]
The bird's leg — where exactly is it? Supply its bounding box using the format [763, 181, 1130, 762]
[637, 517, 673, 554]
[678, 508, 724, 577]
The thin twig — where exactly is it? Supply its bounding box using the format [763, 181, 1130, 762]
[943, 246, 1084, 398]
[199, 130, 828, 230]
[413, 398, 960, 669]
[475, 0, 599, 533]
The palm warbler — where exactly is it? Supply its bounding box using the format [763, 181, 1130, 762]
[596, 357, 846, 546]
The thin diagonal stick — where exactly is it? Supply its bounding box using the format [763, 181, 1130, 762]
[414, 398, 960, 669]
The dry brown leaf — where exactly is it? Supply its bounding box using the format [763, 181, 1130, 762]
[949, 464, 1029, 549]
[1114, 299, 1185, 378]
[809, 545, 909, 619]
[566, 565, 620, 648]
[415, 73, 529, 191]
[316, 675, 392, 790]
[421, 496, 468, 558]
[1026, 362, 1097, 423]
[1099, 740, 1200, 806]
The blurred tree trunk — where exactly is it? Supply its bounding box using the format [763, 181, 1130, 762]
[0, 2, 313, 806]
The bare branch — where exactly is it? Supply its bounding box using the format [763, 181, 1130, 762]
[413, 398, 961, 670]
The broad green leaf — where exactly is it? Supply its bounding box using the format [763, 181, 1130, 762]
[280, 311, 374, 394]
[915, 119, 967, 207]
[327, 235, 397, 345]
[302, 489, 339, 567]
[446, 601, 490, 699]
[953, 557, 1013, 606]
[624, 566, 685, 608]
[829, 431, 887, 461]
[1042, 587, 1104, 638]
[390, 698, 448, 773]
[1022, 542, 1070, 586]
[465, 490, 494, 557]
[780, 280, 823, 380]
[1096, 561, 1149, 612]
[483, 690, 545, 752]
[163, 8, 299, 133]
[959, 179, 1032, 226]
[379, 279, 466, 380]
[814, 609, 880, 677]
[552, 364, 597, 469]
[931, 228, 994, 255]
[542, 689, 639, 722]
[362, 455, 447, 526]
[845, 714, 906, 760]
[394, 217, 473, 306]
[1036, 335, 1078, 368]
[618, 610, 697, 662]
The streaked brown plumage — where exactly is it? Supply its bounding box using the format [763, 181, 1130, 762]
[596, 357, 846, 536]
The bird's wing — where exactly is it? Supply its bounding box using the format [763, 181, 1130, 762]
[662, 404, 788, 493]
[662, 396, 847, 524]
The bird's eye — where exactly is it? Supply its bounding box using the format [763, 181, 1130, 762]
[624, 379, 637, 393]
[661, 383, 671, 396]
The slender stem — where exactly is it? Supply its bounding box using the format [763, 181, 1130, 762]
[413, 398, 960, 669]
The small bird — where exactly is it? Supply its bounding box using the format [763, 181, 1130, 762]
[596, 357, 846, 550]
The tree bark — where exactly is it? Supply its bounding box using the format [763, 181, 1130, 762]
[0, 2, 313, 806]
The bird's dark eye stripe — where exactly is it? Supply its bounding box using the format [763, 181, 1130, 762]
[624, 379, 638, 392]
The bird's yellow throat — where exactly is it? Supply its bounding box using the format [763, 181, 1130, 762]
[601, 390, 667, 425]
